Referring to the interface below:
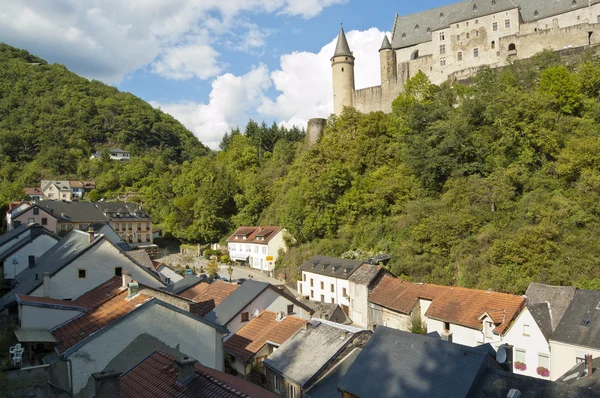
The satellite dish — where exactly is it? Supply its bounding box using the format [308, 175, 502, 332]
[497, 346, 507, 363]
[252, 309, 260, 317]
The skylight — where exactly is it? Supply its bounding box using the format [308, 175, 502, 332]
[581, 319, 591, 327]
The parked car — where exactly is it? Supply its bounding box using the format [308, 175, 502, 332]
[185, 269, 194, 276]
[236, 278, 246, 285]
[220, 277, 229, 282]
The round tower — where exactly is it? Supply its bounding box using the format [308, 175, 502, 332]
[331, 26, 355, 115]
[379, 34, 396, 84]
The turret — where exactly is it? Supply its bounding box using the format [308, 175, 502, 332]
[379, 34, 396, 84]
[331, 26, 355, 115]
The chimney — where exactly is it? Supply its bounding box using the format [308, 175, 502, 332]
[43, 272, 50, 298]
[175, 356, 197, 385]
[127, 281, 139, 299]
[586, 354, 594, 377]
[121, 272, 132, 290]
[88, 227, 95, 243]
[441, 332, 453, 343]
[92, 370, 121, 398]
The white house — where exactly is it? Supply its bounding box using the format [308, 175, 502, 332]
[90, 148, 131, 161]
[0, 224, 59, 279]
[227, 226, 286, 275]
[296, 256, 365, 317]
[203, 280, 313, 338]
[550, 290, 600, 381]
[16, 294, 86, 330]
[347, 263, 387, 328]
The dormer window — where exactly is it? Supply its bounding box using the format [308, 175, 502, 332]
[491, 0, 496, 5]
[473, 4, 478, 11]
[415, 24, 419, 31]
[402, 33, 406, 39]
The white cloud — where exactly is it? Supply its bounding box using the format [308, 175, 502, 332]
[153, 28, 385, 149]
[0, 0, 345, 83]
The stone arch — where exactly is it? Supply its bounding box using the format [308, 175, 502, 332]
[508, 43, 516, 51]
[411, 50, 420, 60]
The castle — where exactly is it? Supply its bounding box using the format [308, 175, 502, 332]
[332, 0, 600, 115]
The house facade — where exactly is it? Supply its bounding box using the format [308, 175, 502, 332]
[0, 225, 59, 279]
[347, 263, 387, 328]
[41, 180, 72, 201]
[90, 148, 131, 161]
[6, 204, 58, 232]
[227, 226, 286, 274]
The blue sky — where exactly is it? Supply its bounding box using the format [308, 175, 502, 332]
[0, 0, 456, 148]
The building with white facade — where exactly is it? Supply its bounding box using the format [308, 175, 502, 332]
[296, 256, 366, 318]
[227, 226, 286, 275]
[0, 223, 59, 279]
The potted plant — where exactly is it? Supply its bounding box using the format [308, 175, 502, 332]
[536, 366, 550, 377]
[514, 361, 527, 371]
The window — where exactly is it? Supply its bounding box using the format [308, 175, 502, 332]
[474, 48, 479, 57]
[475, 30, 479, 37]
[457, 34, 461, 41]
[122, 223, 126, 231]
[136, 223, 141, 230]
[515, 348, 526, 364]
[320, 281, 324, 289]
[343, 288, 347, 297]
[331, 284, 334, 293]
[475, 19, 479, 24]
[310, 279, 314, 287]
[331, 297, 335, 303]
[146, 234, 150, 242]
[246, 245, 251, 252]
[273, 375, 281, 393]
[33, 208, 39, 215]
[41, 218, 47, 226]
[486, 321, 494, 338]
[310, 290, 314, 298]
[466, 32, 470, 39]
[146, 222, 150, 230]
[493, 22, 498, 31]
[78, 269, 86, 279]
[491, 0, 496, 5]
[320, 295, 325, 303]
[523, 324, 530, 336]
[457, 52, 463, 61]
[491, 40, 496, 49]
[538, 354, 550, 369]
[439, 31, 445, 41]
[262, 246, 267, 254]
[128, 223, 132, 230]
[439, 44, 446, 55]
[303, 274, 306, 282]
[28, 218, 35, 224]
[288, 384, 296, 398]
[443, 322, 450, 332]
[241, 312, 249, 322]
[505, 19, 511, 29]
[254, 246, 258, 253]
[287, 305, 294, 314]
[115, 267, 122, 276]
[440, 57, 446, 66]
[61, 224, 66, 231]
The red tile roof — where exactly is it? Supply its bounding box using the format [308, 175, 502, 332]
[179, 281, 210, 300]
[23, 188, 43, 196]
[120, 351, 278, 398]
[369, 275, 525, 335]
[71, 276, 124, 309]
[227, 226, 282, 244]
[224, 311, 307, 363]
[189, 280, 239, 318]
[51, 288, 152, 354]
[15, 295, 86, 310]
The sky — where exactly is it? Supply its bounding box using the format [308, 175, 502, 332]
[0, 0, 457, 149]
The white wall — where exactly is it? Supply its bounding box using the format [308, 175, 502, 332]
[502, 308, 551, 379]
[69, 301, 224, 395]
[158, 266, 183, 283]
[228, 230, 286, 273]
[349, 282, 369, 328]
[550, 341, 600, 381]
[427, 318, 495, 348]
[29, 240, 163, 300]
[3, 235, 57, 279]
[19, 304, 83, 330]
[297, 271, 350, 308]
[0, 229, 31, 254]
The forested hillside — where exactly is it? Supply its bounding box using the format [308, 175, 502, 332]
[2, 42, 600, 294]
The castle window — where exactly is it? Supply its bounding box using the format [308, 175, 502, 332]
[505, 19, 511, 29]
[491, 0, 496, 5]
[457, 52, 463, 61]
[341, 67, 344, 72]
[572, 0, 577, 6]
[475, 19, 479, 24]
[473, 5, 477, 11]
[598, 15, 600, 23]
[474, 48, 479, 57]
[476, 30, 479, 37]
[402, 33, 406, 39]
[491, 40, 496, 49]
[457, 34, 461, 41]
[415, 24, 419, 31]
[440, 13, 445, 20]
[427, 27, 431, 34]
[534, 10, 539, 18]
[439, 31, 445, 41]
[466, 32, 470, 39]
[439, 44, 446, 55]
[440, 57, 446, 66]
[493, 22, 498, 31]
[508, 43, 517, 53]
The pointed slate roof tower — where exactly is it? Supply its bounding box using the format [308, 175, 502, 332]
[379, 34, 392, 52]
[332, 26, 353, 59]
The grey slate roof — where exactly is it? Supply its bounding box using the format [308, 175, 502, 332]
[299, 299, 344, 321]
[126, 250, 155, 271]
[528, 302, 553, 340]
[337, 326, 497, 398]
[332, 27, 353, 58]
[0, 223, 32, 249]
[263, 319, 365, 388]
[204, 280, 270, 326]
[551, 290, 600, 349]
[556, 357, 600, 391]
[304, 348, 362, 398]
[452, 0, 518, 24]
[379, 35, 392, 51]
[95, 202, 151, 220]
[519, 0, 600, 24]
[298, 256, 364, 280]
[474, 368, 600, 398]
[38, 201, 107, 223]
[0, 225, 59, 262]
[525, 282, 576, 331]
[0, 230, 98, 309]
[347, 263, 383, 286]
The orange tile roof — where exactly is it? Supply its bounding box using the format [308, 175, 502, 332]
[51, 289, 152, 354]
[369, 275, 525, 334]
[224, 311, 307, 363]
[121, 350, 278, 398]
[227, 226, 282, 244]
[72, 276, 124, 309]
[189, 280, 239, 318]
[15, 295, 86, 310]
[178, 281, 210, 300]
[23, 188, 43, 195]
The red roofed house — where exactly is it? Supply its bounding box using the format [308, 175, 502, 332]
[227, 226, 286, 275]
[45, 275, 229, 397]
[368, 275, 525, 348]
[224, 310, 307, 378]
[188, 280, 239, 317]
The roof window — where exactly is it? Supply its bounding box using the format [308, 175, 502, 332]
[473, 4, 478, 11]
[491, 0, 496, 5]
[582, 319, 591, 327]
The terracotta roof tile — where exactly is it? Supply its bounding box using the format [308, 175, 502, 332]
[189, 281, 239, 318]
[71, 276, 124, 309]
[179, 281, 210, 300]
[224, 311, 307, 363]
[121, 350, 278, 398]
[15, 295, 86, 310]
[227, 226, 282, 244]
[51, 288, 152, 354]
[369, 275, 525, 335]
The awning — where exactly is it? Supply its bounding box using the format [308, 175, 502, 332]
[14, 328, 57, 343]
[230, 254, 249, 262]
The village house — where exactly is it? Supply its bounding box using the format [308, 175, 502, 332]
[227, 226, 286, 275]
[0, 223, 59, 279]
[186, 280, 240, 317]
[298, 299, 351, 324]
[368, 275, 525, 347]
[90, 148, 131, 161]
[502, 283, 576, 379]
[153, 261, 183, 284]
[118, 350, 278, 398]
[41, 180, 72, 201]
[23, 187, 43, 202]
[550, 289, 600, 380]
[296, 256, 366, 318]
[224, 310, 307, 378]
[347, 263, 388, 328]
[6, 203, 58, 232]
[263, 319, 371, 398]
[203, 280, 313, 337]
[96, 201, 154, 246]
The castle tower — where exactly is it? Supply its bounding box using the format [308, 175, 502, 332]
[379, 34, 396, 84]
[331, 26, 355, 115]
